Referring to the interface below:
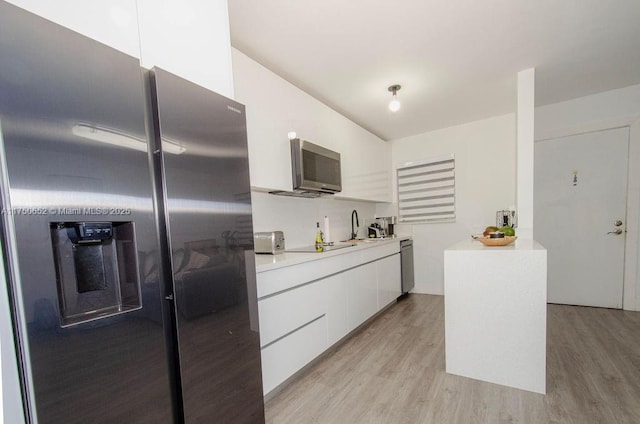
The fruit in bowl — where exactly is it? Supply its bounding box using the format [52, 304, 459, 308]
[482, 226, 499, 236]
[482, 225, 516, 237]
[499, 226, 516, 237]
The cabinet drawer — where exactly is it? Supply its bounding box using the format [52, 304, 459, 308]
[261, 315, 327, 394]
[377, 253, 401, 308]
[358, 241, 399, 263]
[258, 281, 325, 347]
[257, 254, 350, 298]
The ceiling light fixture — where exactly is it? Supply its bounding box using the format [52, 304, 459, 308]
[72, 123, 186, 155]
[388, 84, 401, 112]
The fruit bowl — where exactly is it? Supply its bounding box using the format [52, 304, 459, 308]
[473, 235, 517, 246]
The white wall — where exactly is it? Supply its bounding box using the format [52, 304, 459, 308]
[516, 69, 535, 239]
[391, 114, 517, 294]
[535, 84, 640, 310]
[251, 192, 376, 248]
[536, 84, 640, 141]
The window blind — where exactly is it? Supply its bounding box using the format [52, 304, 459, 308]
[397, 154, 455, 223]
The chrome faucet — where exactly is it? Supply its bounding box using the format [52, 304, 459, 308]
[351, 209, 359, 240]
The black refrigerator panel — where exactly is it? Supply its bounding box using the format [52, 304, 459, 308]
[148, 67, 265, 423]
[0, 3, 173, 423]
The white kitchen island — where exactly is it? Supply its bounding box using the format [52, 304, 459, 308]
[444, 238, 547, 394]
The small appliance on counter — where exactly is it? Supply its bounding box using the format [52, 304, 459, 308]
[376, 216, 397, 237]
[368, 223, 384, 238]
[254, 231, 285, 254]
[496, 210, 517, 228]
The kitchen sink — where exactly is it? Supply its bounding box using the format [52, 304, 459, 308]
[342, 238, 387, 243]
[285, 243, 356, 253]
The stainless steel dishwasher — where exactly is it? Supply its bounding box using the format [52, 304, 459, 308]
[400, 239, 415, 294]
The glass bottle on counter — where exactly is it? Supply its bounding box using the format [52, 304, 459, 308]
[315, 222, 324, 251]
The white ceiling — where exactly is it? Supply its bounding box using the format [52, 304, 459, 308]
[229, 0, 640, 141]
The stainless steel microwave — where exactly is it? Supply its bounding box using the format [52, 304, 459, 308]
[291, 138, 342, 194]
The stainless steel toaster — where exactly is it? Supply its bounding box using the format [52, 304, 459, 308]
[254, 231, 285, 254]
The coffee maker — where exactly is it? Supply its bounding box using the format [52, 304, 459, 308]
[496, 210, 517, 228]
[376, 216, 397, 238]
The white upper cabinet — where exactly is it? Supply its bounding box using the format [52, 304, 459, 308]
[136, 0, 234, 97]
[7, 0, 235, 98]
[232, 49, 392, 202]
[5, 0, 141, 57]
[335, 129, 392, 203]
[231, 50, 296, 192]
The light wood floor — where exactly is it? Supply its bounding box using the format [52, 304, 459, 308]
[265, 294, 640, 424]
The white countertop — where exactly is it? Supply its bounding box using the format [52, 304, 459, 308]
[446, 237, 545, 252]
[255, 236, 409, 273]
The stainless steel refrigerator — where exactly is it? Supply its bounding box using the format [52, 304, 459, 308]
[0, 3, 264, 423]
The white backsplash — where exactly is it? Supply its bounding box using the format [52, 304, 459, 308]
[250, 191, 377, 248]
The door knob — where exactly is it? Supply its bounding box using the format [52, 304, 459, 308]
[607, 228, 623, 235]
[614, 220, 623, 227]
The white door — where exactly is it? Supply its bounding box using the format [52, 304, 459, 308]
[534, 127, 629, 308]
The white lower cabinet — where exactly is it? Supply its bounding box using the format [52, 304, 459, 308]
[377, 254, 401, 308]
[325, 273, 350, 346]
[258, 281, 325, 347]
[345, 264, 378, 331]
[325, 253, 400, 347]
[260, 315, 328, 394]
[257, 241, 403, 395]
